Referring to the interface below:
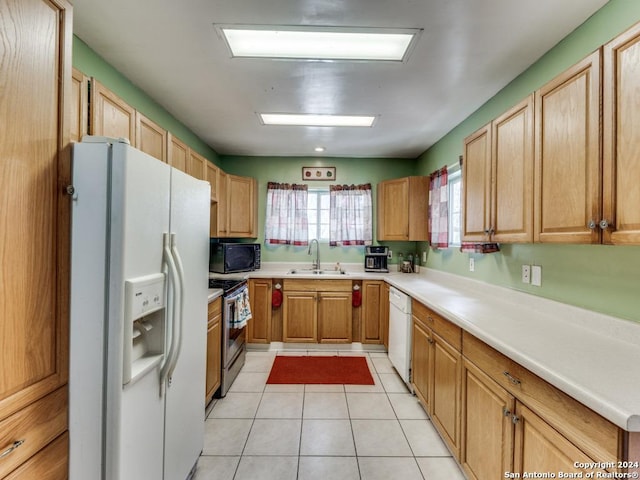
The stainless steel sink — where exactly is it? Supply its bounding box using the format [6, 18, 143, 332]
[287, 268, 349, 275]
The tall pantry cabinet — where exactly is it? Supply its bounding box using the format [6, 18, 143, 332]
[0, 0, 72, 477]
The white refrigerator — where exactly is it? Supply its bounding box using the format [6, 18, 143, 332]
[69, 137, 210, 480]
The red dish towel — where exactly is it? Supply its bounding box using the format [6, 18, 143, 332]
[352, 289, 361, 307]
[272, 288, 283, 308]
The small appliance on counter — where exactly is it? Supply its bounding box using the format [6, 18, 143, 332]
[364, 245, 389, 272]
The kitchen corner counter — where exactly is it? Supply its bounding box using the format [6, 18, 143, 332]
[385, 269, 640, 432]
[208, 288, 223, 303]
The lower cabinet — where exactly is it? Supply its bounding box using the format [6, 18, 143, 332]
[248, 278, 272, 344]
[4, 432, 68, 480]
[411, 300, 462, 458]
[362, 280, 386, 344]
[462, 331, 623, 479]
[205, 297, 221, 403]
[282, 279, 352, 343]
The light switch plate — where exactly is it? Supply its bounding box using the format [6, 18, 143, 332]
[532, 265, 542, 286]
[469, 258, 475, 272]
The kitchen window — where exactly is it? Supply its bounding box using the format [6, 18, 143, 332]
[307, 189, 330, 242]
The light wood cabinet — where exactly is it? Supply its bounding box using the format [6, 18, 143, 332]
[167, 133, 189, 173]
[205, 298, 222, 404]
[4, 431, 68, 480]
[71, 68, 89, 143]
[463, 95, 534, 243]
[206, 162, 221, 203]
[0, 0, 72, 473]
[212, 170, 229, 237]
[188, 149, 207, 181]
[282, 280, 352, 343]
[461, 359, 515, 480]
[227, 174, 258, 238]
[135, 111, 167, 162]
[91, 79, 136, 143]
[248, 279, 272, 344]
[362, 280, 385, 344]
[534, 51, 602, 244]
[603, 22, 640, 245]
[318, 292, 352, 343]
[411, 300, 462, 457]
[377, 176, 429, 241]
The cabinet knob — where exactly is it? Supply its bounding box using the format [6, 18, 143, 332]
[502, 406, 511, 417]
[512, 415, 520, 425]
[427, 336, 434, 345]
[599, 219, 610, 230]
[587, 219, 597, 230]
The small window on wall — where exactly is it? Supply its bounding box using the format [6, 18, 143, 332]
[307, 189, 330, 242]
[448, 166, 462, 247]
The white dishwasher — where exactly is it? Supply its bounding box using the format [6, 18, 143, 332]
[388, 286, 412, 385]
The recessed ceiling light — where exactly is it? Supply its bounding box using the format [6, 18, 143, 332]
[259, 113, 376, 127]
[314, 146, 326, 152]
[217, 25, 420, 62]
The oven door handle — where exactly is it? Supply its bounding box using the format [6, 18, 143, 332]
[167, 233, 185, 380]
[159, 233, 180, 396]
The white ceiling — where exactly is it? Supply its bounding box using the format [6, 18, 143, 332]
[73, 0, 608, 158]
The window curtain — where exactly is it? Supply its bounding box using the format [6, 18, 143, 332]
[264, 182, 309, 245]
[329, 184, 373, 246]
[428, 167, 449, 248]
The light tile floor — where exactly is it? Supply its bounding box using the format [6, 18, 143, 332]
[194, 350, 466, 480]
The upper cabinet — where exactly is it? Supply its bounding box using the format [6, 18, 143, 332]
[135, 111, 167, 162]
[534, 51, 601, 244]
[167, 133, 189, 173]
[227, 174, 258, 238]
[91, 79, 136, 143]
[377, 176, 429, 241]
[603, 23, 640, 245]
[188, 149, 207, 181]
[71, 68, 89, 143]
[463, 95, 534, 243]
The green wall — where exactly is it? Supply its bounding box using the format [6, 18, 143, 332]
[415, 0, 640, 323]
[221, 155, 416, 264]
[72, 36, 221, 165]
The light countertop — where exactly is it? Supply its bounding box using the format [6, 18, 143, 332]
[234, 262, 640, 431]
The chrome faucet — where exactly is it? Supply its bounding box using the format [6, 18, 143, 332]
[308, 238, 320, 270]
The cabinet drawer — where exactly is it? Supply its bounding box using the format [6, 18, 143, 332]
[4, 432, 68, 480]
[412, 300, 461, 350]
[0, 387, 67, 478]
[283, 279, 352, 292]
[463, 331, 621, 464]
[208, 297, 222, 319]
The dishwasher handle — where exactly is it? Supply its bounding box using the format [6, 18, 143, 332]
[389, 286, 411, 313]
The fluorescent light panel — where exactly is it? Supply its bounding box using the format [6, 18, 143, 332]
[260, 113, 376, 127]
[220, 26, 417, 61]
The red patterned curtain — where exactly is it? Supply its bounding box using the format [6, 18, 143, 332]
[428, 167, 449, 248]
[329, 184, 373, 246]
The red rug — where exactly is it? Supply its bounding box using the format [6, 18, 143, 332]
[266, 355, 375, 385]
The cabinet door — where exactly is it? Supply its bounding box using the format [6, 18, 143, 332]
[491, 95, 534, 243]
[248, 279, 272, 344]
[461, 359, 515, 480]
[377, 178, 409, 240]
[205, 298, 221, 403]
[382, 283, 390, 350]
[206, 162, 220, 202]
[188, 150, 207, 181]
[227, 175, 257, 238]
[167, 133, 189, 173]
[283, 292, 317, 342]
[71, 68, 89, 143]
[212, 171, 229, 237]
[135, 111, 167, 162]
[318, 292, 352, 343]
[603, 23, 640, 245]
[411, 319, 432, 410]
[362, 281, 383, 344]
[534, 51, 601, 244]
[4, 432, 68, 480]
[91, 79, 136, 144]
[513, 402, 604, 477]
[431, 333, 462, 458]
[0, 0, 71, 421]
[462, 124, 492, 241]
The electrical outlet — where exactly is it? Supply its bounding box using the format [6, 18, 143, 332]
[521, 265, 531, 284]
[469, 258, 475, 272]
[387, 250, 392, 259]
[532, 265, 542, 286]
[422, 251, 427, 263]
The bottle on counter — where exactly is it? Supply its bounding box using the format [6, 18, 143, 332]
[407, 254, 414, 273]
[397, 253, 403, 272]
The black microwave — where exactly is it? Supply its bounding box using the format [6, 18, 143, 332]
[209, 242, 261, 274]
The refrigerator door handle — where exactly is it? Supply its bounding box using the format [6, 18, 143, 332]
[167, 233, 186, 380]
[159, 233, 180, 396]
